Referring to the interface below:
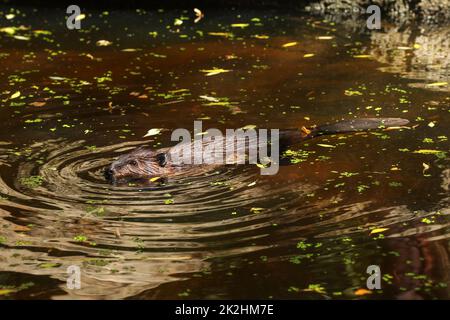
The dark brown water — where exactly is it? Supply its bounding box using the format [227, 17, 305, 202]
[0, 6, 449, 299]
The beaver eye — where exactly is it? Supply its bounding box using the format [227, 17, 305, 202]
[128, 160, 137, 166]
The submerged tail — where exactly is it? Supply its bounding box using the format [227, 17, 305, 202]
[311, 117, 409, 137]
[279, 118, 409, 146]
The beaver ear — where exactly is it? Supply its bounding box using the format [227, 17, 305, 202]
[156, 153, 167, 167]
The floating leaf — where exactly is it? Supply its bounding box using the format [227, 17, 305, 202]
[370, 228, 388, 235]
[149, 176, 162, 182]
[413, 149, 443, 154]
[303, 53, 315, 58]
[426, 82, 448, 87]
[96, 40, 112, 46]
[250, 207, 264, 213]
[10, 91, 20, 99]
[75, 13, 86, 21]
[199, 95, 219, 102]
[253, 34, 269, 39]
[317, 144, 335, 148]
[231, 23, 249, 28]
[317, 36, 333, 40]
[282, 42, 298, 48]
[143, 128, 162, 137]
[0, 289, 15, 296]
[0, 27, 16, 35]
[13, 35, 30, 41]
[208, 32, 233, 38]
[354, 288, 372, 296]
[353, 55, 372, 58]
[200, 68, 231, 76]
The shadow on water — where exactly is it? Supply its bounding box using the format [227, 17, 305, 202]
[0, 6, 448, 299]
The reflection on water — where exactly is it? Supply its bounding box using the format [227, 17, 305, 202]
[0, 6, 448, 299]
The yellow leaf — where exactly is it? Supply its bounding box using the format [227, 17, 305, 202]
[303, 53, 315, 58]
[426, 82, 448, 87]
[354, 288, 372, 296]
[96, 40, 112, 46]
[149, 177, 161, 182]
[253, 34, 269, 39]
[231, 23, 249, 28]
[200, 68, 231, 76]
[13, 35, 30, 41]
[353, 55, 372, 58]
[250, 207, 264, 213]
[0, 27, 16, 35]
[317, 36, 333, 40]
[0, 289, 15, 296]
[370, 228, 388, 235]
[282, 42, 298, 48]
[75, 13, 86, 21]
[208, 32, 233, 38]
[317, 144, 335, 148]
[10, 91, 20, 99]
[413, 149, 443, 155]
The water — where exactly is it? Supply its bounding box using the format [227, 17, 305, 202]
[0, 6, 449, 299]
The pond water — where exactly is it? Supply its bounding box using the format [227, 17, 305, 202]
[0, 6, 449, 299]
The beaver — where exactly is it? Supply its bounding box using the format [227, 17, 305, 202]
[104, 118, 409, 183]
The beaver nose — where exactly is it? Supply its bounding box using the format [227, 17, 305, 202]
[104, 167, 114, 180]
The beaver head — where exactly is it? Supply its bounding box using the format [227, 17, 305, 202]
[104, 146, 169, 182]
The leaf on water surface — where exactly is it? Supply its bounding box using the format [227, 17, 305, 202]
[317, 144, 335, 148]
[194, 8, 204, 24]
[354, 288, 372, 296]
[49, 76, 67, 81]
[121, 48, 141, 52]
[316, 36, 333, 40]
[199, 95, 219, 102]
[426, 82, 448, 87]
[231, 23, 249, 28]
[282, 42, 298, 48]
[200, 68, 231, 76]
[75, 14, 86, 21]
[370, 228, 388, 235]
[149, 177, 162, 182]
[247, 181, 256, 187]
[413, 149, 443, 154]
[10, 91, 20, 99]
[0, 27, 16, 35]
[96, 40, 112, 46]
[208, 32, 233, 38]
[0, 289, 15, 296]
[253, 35, 269, 39]
[250, 207, 264, 213]
[13, 35, 30, 41]
[303, 53, 315, 58]
[353, 55, 372, 58]
[143, 128, 162, 137]
[428, 121, 436, 128]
